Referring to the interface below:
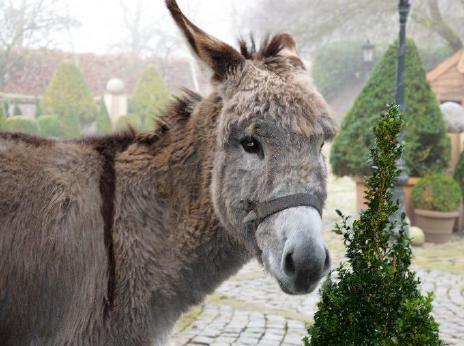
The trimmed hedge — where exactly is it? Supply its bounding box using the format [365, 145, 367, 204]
[2, 116, 39, 135]
[38, 115, 64, 138]
[131, 66, 169, 130]
[330, 39, 450, 178]
[41, 61, 97, 125]
[115, 114, 142, 131]
[412, 173, 461, 212]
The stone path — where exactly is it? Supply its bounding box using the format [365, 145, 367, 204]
[173, 174, 464, 345]
[173, 260, 464, 346]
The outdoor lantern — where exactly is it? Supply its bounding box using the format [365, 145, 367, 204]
[362, 39, 375, 63]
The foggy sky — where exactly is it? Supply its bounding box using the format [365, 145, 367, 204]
[64, 0, 253, 54]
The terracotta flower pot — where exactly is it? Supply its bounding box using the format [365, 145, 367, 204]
[403, 177, 419, 225]
[414, 208, 460, 244]
[353, 176, 368, 213]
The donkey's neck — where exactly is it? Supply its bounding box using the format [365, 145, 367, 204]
[114, 93, 250, 332]
[154, 93, 250, 293]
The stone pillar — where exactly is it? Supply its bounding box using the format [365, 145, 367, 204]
[440, 102, 464, 175]
[440, 102, 464, 233]
[104, 78, 128, 124]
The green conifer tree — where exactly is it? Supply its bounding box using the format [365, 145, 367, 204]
[115, 114, 142, 131]
[331, 39, 450, 178]
[131, 66, 170, 130]
[306, 106, 443, 345]
[41, 61, 97, 128]
[95, 97, 112, 134]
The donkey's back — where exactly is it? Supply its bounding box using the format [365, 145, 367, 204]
[0, 132, 112, 344]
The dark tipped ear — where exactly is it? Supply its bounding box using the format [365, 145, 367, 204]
[166, 0, 245, 81]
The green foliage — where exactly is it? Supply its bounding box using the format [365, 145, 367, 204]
[412, 173, 462, 212]
[307, 106, 443, 346]
[34, 97, 43, 117]
[131, 66, 169, 130]
[312, 41, 377, 101]
[37, 115, 64, 138]
[331, 39, 450, 178]
[95, 98, 112, 134]
[12, 101, 22, 116]
[2, 116, 39, 135]
[115, 114, 142, 131]
[2, 99, 10, 117]
[61, 114, 82, 139]
[40, 61, 97, 125]
[454, 151, 464, 197]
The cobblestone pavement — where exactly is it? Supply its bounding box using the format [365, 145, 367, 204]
[173, 175, 464, 345]
[173, 260, 464, 346]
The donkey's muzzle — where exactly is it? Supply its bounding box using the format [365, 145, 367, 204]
[281, 240, 330, 294]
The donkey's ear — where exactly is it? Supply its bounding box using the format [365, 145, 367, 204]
[166, 0, 245, 81]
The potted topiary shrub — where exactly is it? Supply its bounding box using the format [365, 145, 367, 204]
[412, 173, 461, 243]
[330, 39, 450, 218]
[454, 152, 464, 232]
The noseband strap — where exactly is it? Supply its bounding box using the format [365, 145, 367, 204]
[243, 193, 323, 228]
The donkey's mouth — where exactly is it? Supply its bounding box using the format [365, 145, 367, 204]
[277, 277, 321, 295]
[277, 279, 294, 295]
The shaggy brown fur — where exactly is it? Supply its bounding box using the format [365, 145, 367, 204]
[0, 1, 337, 345]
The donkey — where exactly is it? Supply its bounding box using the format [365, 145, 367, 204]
[0, 1, 337, 345]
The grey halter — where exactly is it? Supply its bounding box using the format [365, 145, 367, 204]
[242, 193, 323, 257]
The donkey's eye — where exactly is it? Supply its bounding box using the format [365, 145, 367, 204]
[240, 137, 261, 155]
[320, 142, 325, 151]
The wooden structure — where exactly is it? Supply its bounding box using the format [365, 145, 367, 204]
[427, 49, 464, 105]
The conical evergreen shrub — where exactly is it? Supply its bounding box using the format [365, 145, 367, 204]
[331, 39, 449, 178]
[131, 66, 169, 130]
[115, 114, 142, 131]
[41, 61, 97, 126]
[306, 106, 443, 345]
[95, 98, 112, 134]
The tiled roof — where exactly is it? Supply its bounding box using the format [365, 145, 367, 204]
[2, 49, 206, 96]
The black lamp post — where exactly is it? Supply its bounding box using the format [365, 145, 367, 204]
[362, 39, 375, 79]
[393, 0, 411, 230]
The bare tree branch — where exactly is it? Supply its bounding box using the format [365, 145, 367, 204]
[0, 0, 79, 89]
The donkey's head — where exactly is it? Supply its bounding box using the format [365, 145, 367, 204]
[167, 0, 337, 295]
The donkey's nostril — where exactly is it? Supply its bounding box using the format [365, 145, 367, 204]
[284, 252, 296, 276]
[324, 248, 331, 271]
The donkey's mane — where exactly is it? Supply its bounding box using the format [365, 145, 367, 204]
[238, 34, 305, 70]
[0, 89, 202, 152]
[238, 34, 285, 60]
